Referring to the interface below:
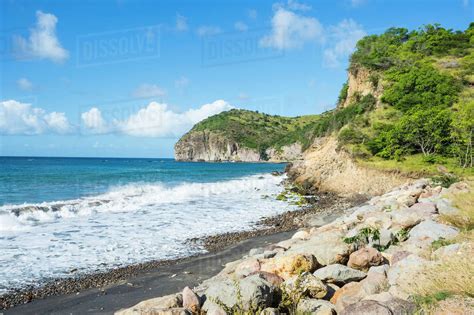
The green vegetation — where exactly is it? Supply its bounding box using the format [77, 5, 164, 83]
[182, 23, 473, 172]
[344, 23, 474, 172]
[188, 109, 322, 159]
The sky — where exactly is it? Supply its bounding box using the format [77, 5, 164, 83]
[0, 0, 472, 158]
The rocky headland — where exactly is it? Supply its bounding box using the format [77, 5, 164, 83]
[115, 178, 473, 314]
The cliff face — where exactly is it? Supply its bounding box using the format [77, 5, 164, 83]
[339, 67, 383, 109]
[287, 136, 410, 196]
[174, 130, 302, 162]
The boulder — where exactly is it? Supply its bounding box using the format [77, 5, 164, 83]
[436, 198, 460, 216]
[202, 274, 278, 312]
[283, 272, 328, 299]
[235, 258, 261, 278]
[330, 282, 364, 313]
[260, 253, 319, 280]
[347, 247, 384, 271]
[249, 248, 265, 256]
[313, 264, 367, 285]
[382, 297, 416, 315]
[182, 287, 200, 314]
[409, 202, 437, 215]
[249, 271, 284, 287]
[387, 254, 430, 299]
[285, 230, 352, 265]
[292, 230, 310, 240]
[432, 243, 461, 260]
[408, 220, 459, 242]
[296, 299, 336, 315]
[339, 300, 392, 315]
[115, 293, 183, 315]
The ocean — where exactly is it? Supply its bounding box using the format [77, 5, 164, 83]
[0, 157, 292, 294]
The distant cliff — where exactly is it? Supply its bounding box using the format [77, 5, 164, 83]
[174, 109, 319, 162]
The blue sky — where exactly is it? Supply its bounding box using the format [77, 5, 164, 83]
[0, 0, 472, 158]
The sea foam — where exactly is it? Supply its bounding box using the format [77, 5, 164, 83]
[0, 174, 293, 294]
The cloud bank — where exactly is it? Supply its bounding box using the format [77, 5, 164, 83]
[0, 100, 72, 135]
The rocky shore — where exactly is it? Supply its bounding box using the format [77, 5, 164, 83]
[0, 187, 361, 311]
[116, 179, 473, 315]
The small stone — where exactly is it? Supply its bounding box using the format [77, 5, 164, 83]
[260, 307, 280, 315]
[347, 247, 384, 271]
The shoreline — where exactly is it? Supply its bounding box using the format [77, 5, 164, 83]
[1, 191, 364, 311]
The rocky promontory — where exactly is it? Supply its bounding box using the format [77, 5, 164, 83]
[116, 178, 473, 314]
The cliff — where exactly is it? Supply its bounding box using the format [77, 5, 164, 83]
[174, 109, 319, 162]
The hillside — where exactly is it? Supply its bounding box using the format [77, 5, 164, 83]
[174, 109, 322, 162]
[176, 23, 473, 181]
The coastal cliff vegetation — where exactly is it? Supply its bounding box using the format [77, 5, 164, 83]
[176, 23, 473, 177]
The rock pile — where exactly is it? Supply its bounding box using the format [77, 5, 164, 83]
[116, 179, 468, 315]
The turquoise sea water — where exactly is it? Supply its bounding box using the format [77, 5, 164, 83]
[0, 157, 292, 293]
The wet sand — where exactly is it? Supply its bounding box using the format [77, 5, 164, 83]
[4, 230, 295, 315]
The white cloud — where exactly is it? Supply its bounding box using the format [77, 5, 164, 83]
[176, 13, 188, 31]
[17, 78, 34, 91]
[234, 21, 249, 32]
[323, 19, 366, 68]
[14, 11, 69, 63]
[175, 76, 190, 89]
[132, 83, 166, 98]
[0, 100, 72, 135]
[115, 100, 232, 137]
[81, 107, 109, 134]
[247, 9, 258, 19]
[260, 7, 323, 50]
[196, 26, 222, 37]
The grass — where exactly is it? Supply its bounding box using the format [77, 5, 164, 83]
[357, 154, 474, 177]
[411, 178, 474, 313]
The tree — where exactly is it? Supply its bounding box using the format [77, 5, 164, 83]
[451, 100, 474, 168]
[398, 107, 452, 156]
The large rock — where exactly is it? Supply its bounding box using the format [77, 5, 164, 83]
[387, 254, 431, 299]
[347, 247, 384, 271]
[408, 220, 459, 242]
[292, 230, 310, 240]
[235, 258, 261, 278]
[285, 229, 352, 265]
[182, 287, 200, 314]
[313, 264, 367, 285]
[436, 198, 460, 216]
[283, 272, 328, 299]
[260, 253, 319, 280]
[115, 293, 183, 315]
[202, 274, 278, 312]
[339, 300, 392, 315]
[249, 271, 285, 287]
[296, 298, 336, 315]
[331, 265, 389, 313]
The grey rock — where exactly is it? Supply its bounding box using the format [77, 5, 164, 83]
[340, 300, 392, 315]
[408, 220, 459, 242]
[382, 297, 416, 315]
[202, 274, 277, 312]
[283, 272, 328, 299]
[313, 264, 367, 285]
[436, 198, 459, 216]
[182, 286, 200, 313]
[249, 247, 265, 256]
[297, 298, 336, 314]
